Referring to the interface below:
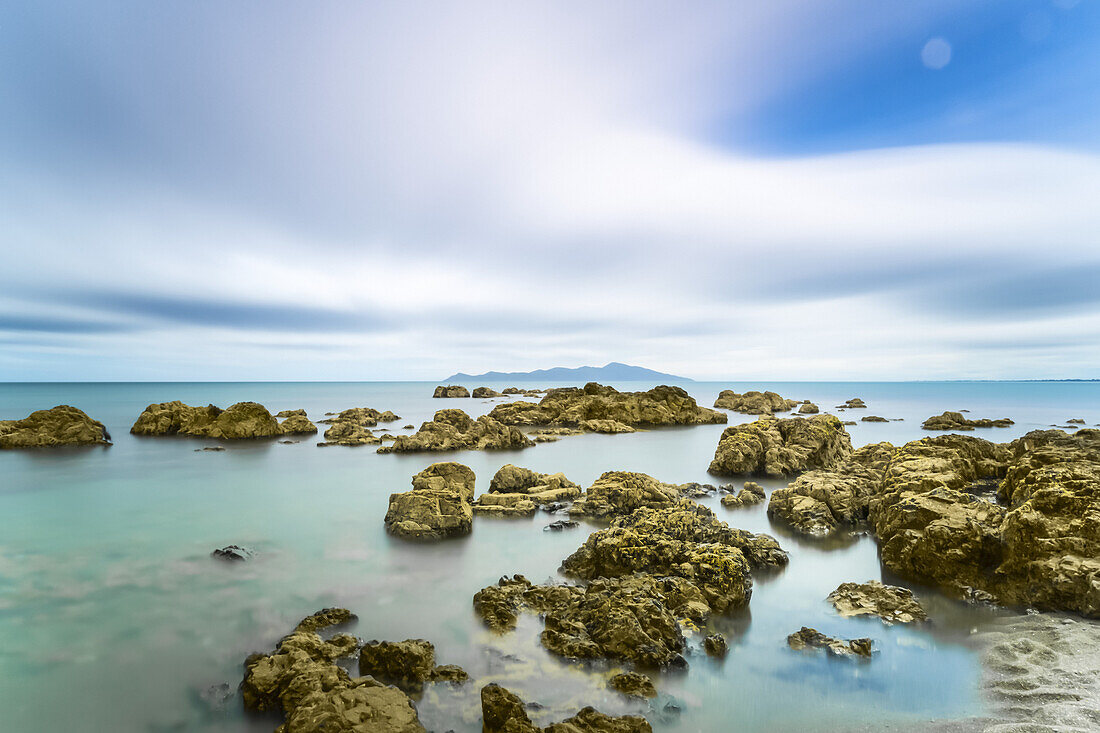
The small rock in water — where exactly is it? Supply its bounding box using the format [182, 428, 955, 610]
[703, 633, 728, 658]
[195, 446, 226, 452]
[542, 502, 567, 513]
[608, 671, 657, 699]
[278, 439, 298, 444]
[544, 520, 578, 531]
[211, 545, 253, 561]
[194, 682, 234, 714]
[787, 627, 873, 658]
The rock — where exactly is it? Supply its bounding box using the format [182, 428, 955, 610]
[403, 425, 414, 429]
[472, 387, 503, 398]
[579, 419, 636, 434]
[196, 445, 226, 452]
[278, 440, 299, 445]
[131, 401, 287, 439]
[544, 520, 578, 531]
[377, 410, 534, 453]
[827, 581, 928, 624]
[279, 413, 318, 435]
[861, 415, 889, 423]
[481, 684, 653, 733]
[766, 443, 894, 537]
[473, 495, 538, 517]
[703, 633, 728, 658]
[1067, 418, 1086, 425]
[211, 545, 253, 561]
[674, 482, 717, 498]
[568, 471, 680, 519]
[276, 409, 306, 418]
[0, 405, 112, 449]
[921, 411, 1014, 431]
[357, 639, 467, 692]
[384, 462, 475, 540]
[797, 402, 820, 415]
[241, 609, 425, 733]
[486, 465, 581, 503]
[713, 390, 799, 414]
[708, 415, 853, 478]
[837, 398, 867, 409]
[787, 627, 873, 658]
[317, 407, 399, 446]
[608, 671, 657, 699]
[720, 481, 765, 509]
[842, 421, 856, 426]
[488, 383, 725, 431]
[433, 385, 470, 398]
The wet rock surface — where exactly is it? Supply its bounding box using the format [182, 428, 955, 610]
[826, 581, 928, 624]
[357, 639, 468, 692]
[708, 415, 853, 478]
[922, 411, 1014, 431]
[608, 671, 657, 699]
[378, 409, 534, 453]
[487, 383, 725, 431]
[0, 405, 112, 448]
[433, 385, 470, 398]
[384, 462, 475, 540]
[211, 544, 253, 562]
[787, 627, 873, 658]
[703, 633, 728, 658]
[568, 471, 680, 520]
[241, 609, 426, 733]
[713, 390, 800, 415]
[797, 402, 819, 415]
[481, 683, 652, 733]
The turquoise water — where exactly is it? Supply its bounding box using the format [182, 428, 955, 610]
[2, 381, 1097, 732]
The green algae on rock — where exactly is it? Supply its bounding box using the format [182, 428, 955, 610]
[708, 414, 853, 478]
[130, 400, 315, 440]
[0, 405, 111, 449]
[487, 382, 725, 431]
[384, 462, 475, 540]
[827, 581, 928, 624]
[378, 409, 533, 453]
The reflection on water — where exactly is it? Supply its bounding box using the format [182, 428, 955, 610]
[2, 380, 1098, 732]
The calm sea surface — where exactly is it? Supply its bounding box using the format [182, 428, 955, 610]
[2, 380, 1097, 732]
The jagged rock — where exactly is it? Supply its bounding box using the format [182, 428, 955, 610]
[545, 520, 579, 531]
[384, 462, 475, 540]
[378, 410, 533, 453]
[319, 421, 380, 447]
[568, 471, 680, 519]
[713, 390, 799, 414]
[1067, 418, 1086, 425]
[827, 581, 928, 624]
[0, 405, 111, 448]
[276, 409, 306, 418]
[922, 411, 1014, 431]
[474, 465, 579, 514]
[488, 383, 725, 431]
[861, 415, 889, 423]
[787, 627, 873, 658]
[473, 495, 538, 517]
[608, 672, 657, 699]
[433, 385, 470, 398]
[481, 684, 652, 733]
[837, 398, 867, 409]
[211, 545, 253, 561]
[580, 419, 636, 434]
[357, 639, 468, 692]
[721, 481, 765, 509]
[708, 415, 852, 478]
[279, 413, 318, 435]
[674, 482, 717, 498]
[241, 609, 425, 733]
[766, 443, 894, 537]
[797, 402, 820, 415]
[131, 401, 292, 439]
[703, 633, 728, 658]
[472, 387, 503, 398]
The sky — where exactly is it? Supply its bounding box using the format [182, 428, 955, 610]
[2, 0, 1100, 381]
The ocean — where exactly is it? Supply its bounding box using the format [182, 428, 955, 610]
[2, 380, 1097, 732]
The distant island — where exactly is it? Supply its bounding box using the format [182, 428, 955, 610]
[443, 361, 692, 383]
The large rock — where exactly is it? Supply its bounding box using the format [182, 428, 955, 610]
[607, 672, 656, 699]
[827, 581, 928, 624]
[318, 407, 399, 446]
[481, 684, 652, 733]
[787, 627, 873, 658]
[922, 411, 1014, 431]
[377, 409, 533, 453]
[384, 462, 476, 540]
[568, 471, 680, 519]
[474, 465, 581, 516]
[130, 400, 289, 440]
[357, 639, 468, 692]
[241, 609, 425, 733]
[279, 413, 318, 435]
[0, 405, 111, 448]
[713, 390, 799, 414]
[472, 387, 502, 398]
[766, 442, 894, 536]
[708, 415, 852, 478]
[433, 385, 470, 398]
[487, 383, 725, 431]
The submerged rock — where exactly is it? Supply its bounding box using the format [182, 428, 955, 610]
[472, 387, 502, 398]
[378, 409, 533, 453]
[787, 627, 873, 658]
[544, 520, 579, 531]
[921, 411, 1014, 431]
[721, 481, 765, 509]
[357, 639, 468, 692]
[827, 581, 928, 624]
[432, 385, 470, 398]
[241, 609, 425, 733]
[713, 390, 800, 415]
[0, 405, 112, 449]
[131, 401, 301, 440]
[481, 684, 652, 733]
[708, 415, 853, 478]
[488, 383, 725, 431]
[384, 462, 475, 540]
[608, 671, 657, 699]
[211, 545, 253, 562]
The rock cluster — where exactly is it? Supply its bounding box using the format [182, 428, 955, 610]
[473, 465, 581, 517]
[502, 387, 545, 396]
[568, 471, 681, 519]
[713, 390, 799, 414]
[472, 387, 502, 398]
[608, 671, 657, 699]
[826, 581, 927, 624]
[0, 405, 111, 448]
[131, 401, 316, 440]
[378, 409, 533, 454]
[837, 398, 867, 409]
[488, 383, 725, 431]
[432, 385, 470, 398]
[318, 407, 400, 446]
[708, 415, 853, 477]
[921, 411, 1014, 431]
[357, 639, 468, 692]
[721, 481, 765, 509]
[384, 462, 476, 540]
[241, 609, 426, 733]
[481, 684, 651, 733]
[786, 627, 873, 658]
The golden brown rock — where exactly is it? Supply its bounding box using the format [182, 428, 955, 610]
[708, 415, 853, 477]
[378, 409, 533, 453]
[0, 405, 111, 448]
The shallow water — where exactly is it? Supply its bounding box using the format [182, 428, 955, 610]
[1, 380, 1098, 732]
